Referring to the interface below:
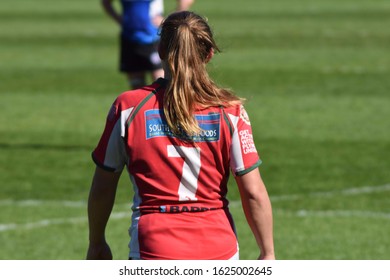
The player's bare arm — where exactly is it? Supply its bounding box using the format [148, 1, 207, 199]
[86, 166, 121, 259]
[101, 0, 123, 25]
[236, 168, 275, 260]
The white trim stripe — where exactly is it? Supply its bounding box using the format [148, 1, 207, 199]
[228, 114, 245, 173]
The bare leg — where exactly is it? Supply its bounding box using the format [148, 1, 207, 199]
[126, 72, 146, 89]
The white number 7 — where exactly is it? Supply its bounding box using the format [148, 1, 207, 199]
[167, 145, 201, 201]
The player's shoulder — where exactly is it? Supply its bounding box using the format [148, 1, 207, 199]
[222, 103, 253, 126]
[223, 102, 244, 116]
[115, 78, 166, 110]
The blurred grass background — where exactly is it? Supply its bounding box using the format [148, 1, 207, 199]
[0, 0, 389, 259]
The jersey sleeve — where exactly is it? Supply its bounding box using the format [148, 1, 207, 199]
[92, 97, 132, 173]
[227, 105, 262, 176]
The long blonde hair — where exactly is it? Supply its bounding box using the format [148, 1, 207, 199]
[159, 11, 242, 137]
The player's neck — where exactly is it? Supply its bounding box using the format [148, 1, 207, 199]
[162, 61, 171, 80]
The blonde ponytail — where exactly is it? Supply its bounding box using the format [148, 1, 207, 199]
[159, 12, 242, 137]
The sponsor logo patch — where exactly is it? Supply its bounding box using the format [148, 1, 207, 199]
[145, 109, 220, 142]
[239, 129, 257, 154]
[240, 105, 251, 125]
[159, 205, 217, 213]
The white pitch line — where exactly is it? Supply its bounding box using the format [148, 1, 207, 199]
[0, 212, 129, 232]
[1, 209, 390, 233]
[0, 199, 87, 208]
[0, 183, 389, 232]
[1, 183, 389, 208]
[270, 183, 390, 202]
[277, 209, 390, 220]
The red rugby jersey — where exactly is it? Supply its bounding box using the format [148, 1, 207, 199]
[92, 78, 261, 259]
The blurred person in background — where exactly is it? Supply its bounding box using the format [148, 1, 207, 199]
[87, 11, 274, 260]
[101, 0, 195, 89]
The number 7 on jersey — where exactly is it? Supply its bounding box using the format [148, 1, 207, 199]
[167, 145, 201, 201]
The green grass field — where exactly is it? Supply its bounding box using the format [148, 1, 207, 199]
[1, 0, 389, 260]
